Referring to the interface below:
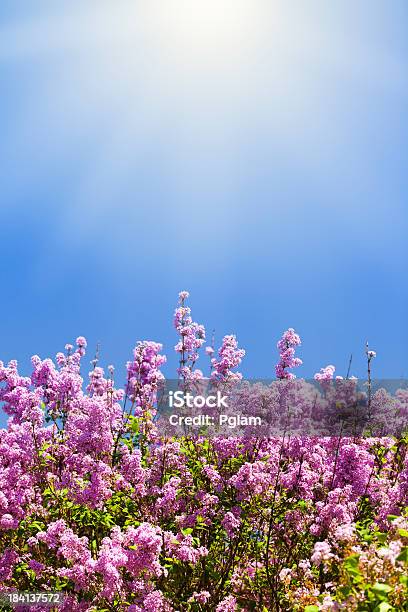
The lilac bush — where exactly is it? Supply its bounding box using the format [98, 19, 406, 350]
[0, 292, 407, 611]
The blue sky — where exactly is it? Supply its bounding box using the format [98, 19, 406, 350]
[0, 0, 407, 392]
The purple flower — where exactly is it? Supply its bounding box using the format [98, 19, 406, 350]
[275, 328, 302, 379]
[216, 595, 237, 612]
[210, 335, 245, 385]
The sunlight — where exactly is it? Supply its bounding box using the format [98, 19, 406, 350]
[0, 0, 404, 240]
[142, 0, 267, 61]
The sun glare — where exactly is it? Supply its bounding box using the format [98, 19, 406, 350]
[143, 0, 266, 58]
[0, 0, 402, 234]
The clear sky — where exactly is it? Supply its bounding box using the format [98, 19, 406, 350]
[0, 1, 407, 389]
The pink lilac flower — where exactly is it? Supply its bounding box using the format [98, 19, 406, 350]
[311, 541, 333, 565]
[142, 590, 172, 611]
[279, 567, 292, 584]
[190, 590, 211, 604]
[174, 292, 205, 383]
[0, 549, 19, 581]
[216, 595, 237, 612]
[178, 290, 190, 301]
[221, 512, 241, 538]
[126, 341, 166, 414]
[28, 559, 45, 576]
[275, 328, 302, 379]
[76, 336, 87, 357]
[333, 523, 355, 542]
[210, 335, 245, 385]
[0, 513, 17, 529]
[0, 290, 408, 609]
[314, 365, 335, 386]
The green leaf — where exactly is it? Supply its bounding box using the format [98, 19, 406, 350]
[304, 606, 319, 612]
[338, 585, 351, 597]
[371, 582, 392, 594]
[396, 547, 408, 563]
[374, 603, 393, 612]
[398, 528, 408, 537]
[377, 532, 388, 544]
[181, 528, 193, 536]
[344, 554, 361, 576]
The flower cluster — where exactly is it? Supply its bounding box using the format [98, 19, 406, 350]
[210, 335, 245, 385]
[174, 290, 206, 385]
[275, 327, 302, 379]
[0, 292, 407, 611]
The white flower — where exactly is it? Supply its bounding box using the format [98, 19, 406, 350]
[311, 541, 333, 565]
[279, 568, 292, 585]
[334, 523, 355, 542]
